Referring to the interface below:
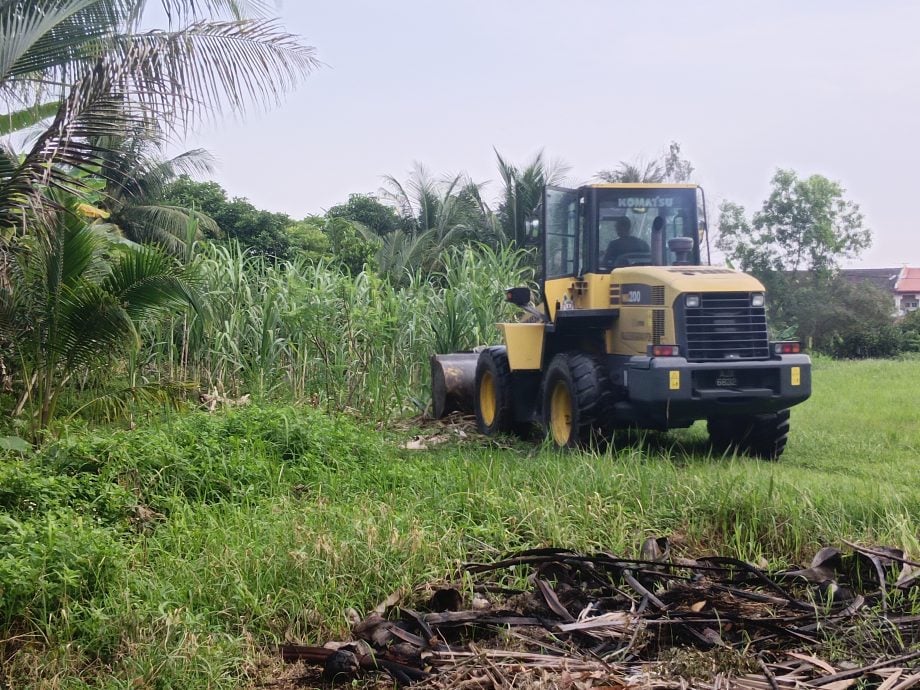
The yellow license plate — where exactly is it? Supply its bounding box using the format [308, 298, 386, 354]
[669, 370, 680, 390]
[791, 367, 800, 386]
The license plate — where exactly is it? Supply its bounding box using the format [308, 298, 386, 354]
[715, 371, 737, 387]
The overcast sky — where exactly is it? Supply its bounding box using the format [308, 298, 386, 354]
[183, 0, 920, 268]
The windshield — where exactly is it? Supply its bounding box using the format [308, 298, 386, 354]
[596, 188, 698, 270]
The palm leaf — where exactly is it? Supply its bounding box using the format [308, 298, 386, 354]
[0, 100, 60, 135]
[57, 282, 138, 367]
[0, 0, 132, 90]
[100, 19, 318, 125]
[114, 204, 216, 249]
[102, 244, 201, 319]
[1, 2, 318, 224]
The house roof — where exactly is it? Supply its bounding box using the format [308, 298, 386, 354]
[839, 268, 901, 293]
[896, 267, 920, 294]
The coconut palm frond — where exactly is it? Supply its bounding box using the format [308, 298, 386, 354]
[102, 243, 201, 319]
[65, 378, 192, 422]
[103, 19, 318, 125]
[116, 204, 215, 247]
[159, 0, 275, 23]
[597, 159, 665, 184]
[58, 282, 139, 368]
[1, 1, 318, 225]
[0, 99, 60, 135]
[494, 148, 570, 247]
[0, 0, 133, 90]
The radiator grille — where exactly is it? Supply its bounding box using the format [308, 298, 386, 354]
[651, 285, 665, 305]
[609, 284, 620, 306]
[684, 292, 769, 361]
[652, 309, 665, 345]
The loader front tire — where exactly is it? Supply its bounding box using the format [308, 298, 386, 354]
[707, 408, 790, 460]
[542, 353, 609, 448]
[475, 347, 515, 436]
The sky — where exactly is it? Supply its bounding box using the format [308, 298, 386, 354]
[181, 0, 920, 268]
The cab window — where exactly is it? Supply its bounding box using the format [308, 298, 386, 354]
[544, 187, 579, 278]
[596, 189, 698, 270]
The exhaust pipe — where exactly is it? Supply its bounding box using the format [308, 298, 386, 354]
[430, 353, 479, 418]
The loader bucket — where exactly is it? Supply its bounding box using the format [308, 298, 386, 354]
[430, 353, 479, 418]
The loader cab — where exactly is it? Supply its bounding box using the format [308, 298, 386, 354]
[537, 184, 704, 282]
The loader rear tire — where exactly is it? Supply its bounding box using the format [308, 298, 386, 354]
[542, 353, 610, 448]
[475, 347, 515, 436]
[707, 408, 790, 461]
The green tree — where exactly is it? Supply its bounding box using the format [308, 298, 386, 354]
[899, 308, 920, 353]
[717, 170, 878, 355]
[784, 277, 896, 355]
[327, 194, 404, 236]
[286, 217, 331, 261]
[663, 141, 695, 183]
[322, 216, 377, 274]
[716, 170, 870, 277]
[156, 177, 229, 224]
[160, 177, 295, 258]
[287, 215, 377, 274]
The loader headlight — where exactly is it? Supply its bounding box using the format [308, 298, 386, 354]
[752, 293, 765, 307]
[685, 294, 700, 308]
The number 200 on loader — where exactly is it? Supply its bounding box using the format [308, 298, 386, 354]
[431, 183, 811, 459]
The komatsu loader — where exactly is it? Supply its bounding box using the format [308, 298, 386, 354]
[431, 184, 811, 459]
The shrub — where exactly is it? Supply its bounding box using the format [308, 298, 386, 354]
[830, 323, 904, 359]
[0, 509, 126, 630]
[42, 405, 384, 507]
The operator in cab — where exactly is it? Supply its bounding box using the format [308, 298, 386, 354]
[602, 216, 650, 268]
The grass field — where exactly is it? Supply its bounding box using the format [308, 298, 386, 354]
[1, 357, 919, 688]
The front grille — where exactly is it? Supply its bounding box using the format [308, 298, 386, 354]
[684, 292, 769, 361]
[652, 309, 665, 345]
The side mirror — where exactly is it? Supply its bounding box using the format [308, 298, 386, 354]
[505, 286, 531, 306]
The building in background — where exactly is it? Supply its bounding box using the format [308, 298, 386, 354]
[841, 267, 919, 316]
[895, 267, 920, 315]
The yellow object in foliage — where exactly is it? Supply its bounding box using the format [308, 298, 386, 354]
[76, 203, 110, 219]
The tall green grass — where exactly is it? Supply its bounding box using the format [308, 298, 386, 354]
[138, 242, 531, 420]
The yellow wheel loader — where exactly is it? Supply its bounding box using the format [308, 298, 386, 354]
[431, 183, 811, 459]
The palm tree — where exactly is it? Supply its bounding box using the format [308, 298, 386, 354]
[596, 159, 666, 184]
[380, 164, 489, 238]
[495, 149, 570, 247]
[0, 192, 200, 429]
[0, 0, 316, 425]
[0, 0, 318, 227]
[597, 142, 695, 184]
[375, 164, 496, 281]
[93, 131, 219, 253]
